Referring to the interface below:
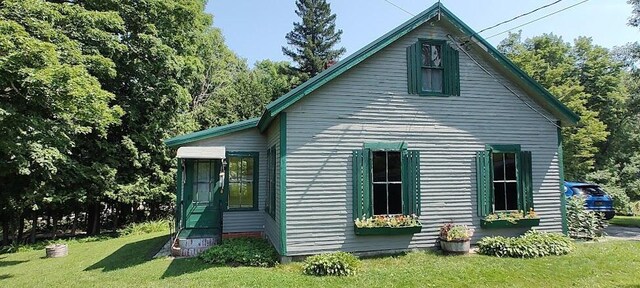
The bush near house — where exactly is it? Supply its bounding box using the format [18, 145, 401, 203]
[199, 237, 278, 267]
[477, 230, 574, 258]
[566, 197, 607, 239]
[119, 220, 170, 236]
[302, 252, 361, 276]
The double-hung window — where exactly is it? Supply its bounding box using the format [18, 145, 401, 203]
[476, 145, 534, 217]
[226, 152, 259, 211]
[352, 142, 421, 219]
[407, 39, 460, 96]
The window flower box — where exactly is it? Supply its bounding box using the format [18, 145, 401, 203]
[481, 210, 540, 229]
[354, 214, 422, 236]
[354, 225, 422, 236]
[481, 218, 540, 228]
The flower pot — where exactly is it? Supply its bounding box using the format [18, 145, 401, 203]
[440, 239, 470, 254]
[45, 244, 68, 258]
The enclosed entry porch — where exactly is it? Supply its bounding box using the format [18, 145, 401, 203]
[173, 146, 226, 257]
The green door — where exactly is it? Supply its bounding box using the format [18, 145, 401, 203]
[183, 160, 222, 231]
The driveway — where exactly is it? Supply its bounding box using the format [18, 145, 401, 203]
[606, 225, 640, 241]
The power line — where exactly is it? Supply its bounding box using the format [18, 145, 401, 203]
[484, 0, 590, 40]
[446, 35, 561, 129]
[383, 0, 415, 16]
[475, 0, 564, 35]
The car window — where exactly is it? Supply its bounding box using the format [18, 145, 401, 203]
[571, 186, 606, 196]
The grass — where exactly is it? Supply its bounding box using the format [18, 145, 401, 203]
[610, 216, 640, 228]
[1, 231, 640, 287]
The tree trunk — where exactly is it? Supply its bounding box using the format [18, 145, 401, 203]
[30, 212, 37, 243]
[112, 203, 119, 233]
[2, 219, 10, 246]
[17, 212, 25, 244]
[71, 210, 78, 236]
[52, 213, 58, 240]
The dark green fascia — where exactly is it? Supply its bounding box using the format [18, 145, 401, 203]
[225, 152, 260, 212]
[437, 5, 579, 125]
[257, 3, 443, 132]
[279, 113, 287, 255]
[165, 117, 260, 147]
[557, 122, 568, 235]
[364, 142, 408, 150]
[485, 144, 521, 153]
[257, 3, 578, 132]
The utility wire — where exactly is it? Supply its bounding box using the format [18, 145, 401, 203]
[446, 34, 562, 129]
[484, 0, 590, 40]
[383, 0, 415, 16]
[474, 0, 564, 35]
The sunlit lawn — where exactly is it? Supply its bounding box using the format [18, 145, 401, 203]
[610, 215, 640, 228]
[1, 231, 640, 287]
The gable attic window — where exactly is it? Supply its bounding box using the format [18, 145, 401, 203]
[407, 39, 460, 96]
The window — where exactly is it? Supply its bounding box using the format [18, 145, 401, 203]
[226, 152, 258, 210]
[476, 145, 534, 217]
[265, 146, 276, 218]
[372, 151, 403, 215]
[193, 160, 214, 203]
[421, 43, 443, 92]
[492, 152, 517, 211]
[407, 39, 460, 96]
[352, 142, 421, 219]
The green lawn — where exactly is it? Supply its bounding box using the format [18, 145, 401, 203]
[1, 232, 640, 287]
[610, 215, 640, 228]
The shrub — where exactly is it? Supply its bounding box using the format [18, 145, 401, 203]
[302, 252, 360, 276]
[119, 220, 170, 236]
[601, 184, 633, 215]
[477, 230, 573, 258]
[632, 201, 640, 216]
[566, 196, 607, 239]
[199, 237, 278, 267]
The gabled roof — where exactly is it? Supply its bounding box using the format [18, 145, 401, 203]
[166, 2, 579, 147]
[165, 117, 259, 147]
[257, 2, 579, 131]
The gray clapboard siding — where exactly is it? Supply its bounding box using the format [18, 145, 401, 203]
[283, 19, 562, 255]
[264, 116, 281, 252]
[188, 128, 267, 233]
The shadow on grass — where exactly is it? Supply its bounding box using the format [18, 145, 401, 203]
[161, 257, 213, 279]
[0, 274, 13, 280]
[0, 260, 28, 267]
[84, 234, 167, 272]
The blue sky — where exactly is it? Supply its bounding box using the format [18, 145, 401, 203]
[206, 0, 638, 66]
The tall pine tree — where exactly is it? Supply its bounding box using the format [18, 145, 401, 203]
[282, 0, 346, 80]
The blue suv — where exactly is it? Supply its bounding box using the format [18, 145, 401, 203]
[564, 181, 615, 220]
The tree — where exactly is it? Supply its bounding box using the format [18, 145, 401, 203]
[498, 33, 609, 180]
[629, 0, 640, 27]
[0, 0, 124, 243]
[282, 0, 346, 80]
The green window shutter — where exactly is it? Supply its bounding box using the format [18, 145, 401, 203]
[352, 149, 372, 219]
[519, 151, 534, 211]
[443, 44, 460, 96]
[401, 150, 421, 215]
[406, 42, 420, 94]
[476, 151, 492, 217]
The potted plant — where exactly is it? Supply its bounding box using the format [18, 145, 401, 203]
[439, 223, 473, 254]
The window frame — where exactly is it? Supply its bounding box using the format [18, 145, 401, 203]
[364, 142, 409, 216]
[485, 144, 522, 213]
[265, 146, 276, 219]
[225, 151, 259, 212]
[192, 160, 214, 204]
[417, 39, 448, 97]
[371, 150, 403, 215]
